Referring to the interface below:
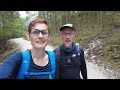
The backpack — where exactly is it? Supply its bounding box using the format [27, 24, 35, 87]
[54, 44, 82, 65]
[16, 50, 56, 79]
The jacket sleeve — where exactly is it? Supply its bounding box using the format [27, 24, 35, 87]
[0, 52, 22, 79]
[80, 48, 87, 79]
[54, 53, 59, 79]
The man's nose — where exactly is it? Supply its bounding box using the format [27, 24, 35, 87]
[38, 32, 43, 37]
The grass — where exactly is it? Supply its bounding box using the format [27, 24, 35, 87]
[0, 41, 20, 63]
[102, 38, 120, 70]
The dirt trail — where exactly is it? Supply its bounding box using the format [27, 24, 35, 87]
[9, 38, 54, 51]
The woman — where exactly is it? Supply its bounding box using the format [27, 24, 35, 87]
[0, 18, 59, 79]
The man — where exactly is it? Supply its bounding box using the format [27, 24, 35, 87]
[53, 24, 87, 79]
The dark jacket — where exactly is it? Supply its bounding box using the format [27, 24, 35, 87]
[53, 43, 87, 79]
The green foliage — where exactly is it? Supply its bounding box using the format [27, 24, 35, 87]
[110, 39, 120, 45]
[49, 34, 62, 47]
[23, 31, 29, 40]
[105, 44, 112, 52]
[0, 11, 22, 46]
[104, 38, 120, 62]
[75, 32, 84, 42]
[106, 52, 113, 61]
[0, 30, 12, 42]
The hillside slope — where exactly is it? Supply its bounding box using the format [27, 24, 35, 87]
[79, 25, 120, 78]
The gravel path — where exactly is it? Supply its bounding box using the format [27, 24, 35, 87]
[9, 38, 54, 51]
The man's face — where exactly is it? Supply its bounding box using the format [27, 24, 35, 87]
[60, 28, 76, 48]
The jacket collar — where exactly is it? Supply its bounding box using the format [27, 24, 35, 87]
[60, 42, 76, 52]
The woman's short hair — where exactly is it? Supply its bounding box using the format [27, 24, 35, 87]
[28, 18, 50, 33]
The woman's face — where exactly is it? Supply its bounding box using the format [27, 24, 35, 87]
[29, 23, 50, 50]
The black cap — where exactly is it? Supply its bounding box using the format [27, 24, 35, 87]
[60, 24, 75, 31]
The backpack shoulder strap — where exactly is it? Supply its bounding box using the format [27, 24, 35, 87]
[74, 44, 83, 66]
[54, 47, 60, 56]
[16, 50, 30, 79]
[46, 51, 56, 79]
[76, 44, 82, 56]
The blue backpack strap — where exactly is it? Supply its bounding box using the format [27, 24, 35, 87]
[25, 51, 56, 77]
[46, 51, 56, 79]
[76, 44, 82, 56]
[75, 44, 83, 65]
[16, 50, 30, 79]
